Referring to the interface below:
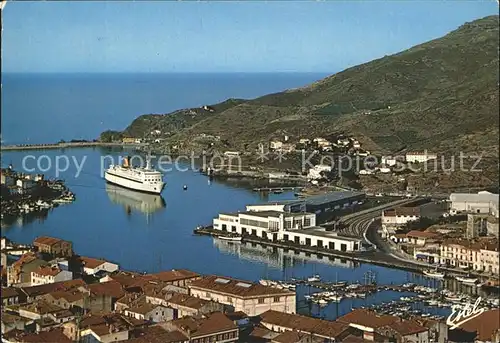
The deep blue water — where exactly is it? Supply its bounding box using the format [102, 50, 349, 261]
[0, 73, 459, 319]
[1, 72, 327, 145]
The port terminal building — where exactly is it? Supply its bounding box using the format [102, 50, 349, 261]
[212, 191, 366, 253]
[246, 191, 366, 214]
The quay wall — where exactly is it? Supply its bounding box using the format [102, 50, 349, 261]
[194, 228, 483, 278]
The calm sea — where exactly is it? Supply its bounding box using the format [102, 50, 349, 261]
[1, 73, 461, 319]
[1, 72, 328, 145]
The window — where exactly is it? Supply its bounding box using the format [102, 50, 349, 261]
[273, 296, 280, 302]
[258, 298, 265, 304]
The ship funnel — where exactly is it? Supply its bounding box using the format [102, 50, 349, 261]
[122, 156, 130, 168]
[145, 153, 152, 170]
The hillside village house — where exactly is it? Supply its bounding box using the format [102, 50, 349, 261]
[381, 156, 397, 166]
[213, 209, 363, 252]
[307, 164, 332, 180]
[188, 275, 296, 316]
[33, 236, 73, 258]
[122, 137, 142, 144]
[269, 140, 283, 151]
[31, 266, 73, 286]
[405, 151, 437, 163]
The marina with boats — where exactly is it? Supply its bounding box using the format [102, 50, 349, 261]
[254, 272, 499, 318]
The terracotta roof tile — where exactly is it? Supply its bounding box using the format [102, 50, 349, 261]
[406, 230, 440, 239]
[124, 295, 164, 315]
[171, 312, 237, 338]
[1, 287, 20, 299]
[21, 279, 85, 297]
[383, 207, 420, 217]
[45, 290, 85, 303]
[80, 312, 147, 333]
[86, 280, 125, 299]
[385, 319, 428, 336]
[12, 252, 38, 268]
[271, 330, 322, 343]
[148, 269, 200, 283]
[189, 275, 294, 298]
[166, 293, 211, 310]
[259, 310, 349, 339]
[128, 326, 188, 343]
[80, 256, 107, 269]
[4, 328, 72, 342]
[33, 265, 63, 277]
[33, 236, 64, 246]
[337, 309, 399, 329]
[450, 309, 500, 342]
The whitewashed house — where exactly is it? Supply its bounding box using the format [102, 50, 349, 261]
[79, 256, 119, 276]
[405, 151, 437, 163]
[30, 266, 72, 286]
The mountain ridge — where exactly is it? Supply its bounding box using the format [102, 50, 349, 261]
[103, 15, 499, 158]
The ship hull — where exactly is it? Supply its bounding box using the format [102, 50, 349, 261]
[104, 171, 165, 195]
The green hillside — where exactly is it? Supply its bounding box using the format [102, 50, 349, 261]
[109, 15, 499, 157]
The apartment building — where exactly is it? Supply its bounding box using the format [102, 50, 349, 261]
[7, 253, 48, 287]
[31, 266, 73, 286]
[33, 236, 73, 257]
[440, 238, 499, 274]
[189, 275, 296, 316]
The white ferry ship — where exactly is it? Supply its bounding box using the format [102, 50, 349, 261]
[104, 155, 165, 194]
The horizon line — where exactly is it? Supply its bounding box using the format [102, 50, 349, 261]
[2, 71, 335, 75]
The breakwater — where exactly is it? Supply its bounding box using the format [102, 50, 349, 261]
[0, 142, 148, 151]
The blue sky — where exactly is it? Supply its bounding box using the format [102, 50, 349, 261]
[2, 1, 498, 73]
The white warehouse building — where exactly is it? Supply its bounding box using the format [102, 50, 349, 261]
[212, 210, 363, 252]
[449, 191, 499, 218]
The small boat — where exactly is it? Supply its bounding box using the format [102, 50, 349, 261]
[331, 281, 347, 288]
[346, 283, 361, 290]
[445, 295, 462, 302]
[423, 269, 445, 278]
[259, 279, 270, 286]
[328, 295, 343, 302]
[317, 299, 328, 306]
[218, 236, 242, 242]
[307, 274, 321, 282]
[456, 275, 478, 284]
